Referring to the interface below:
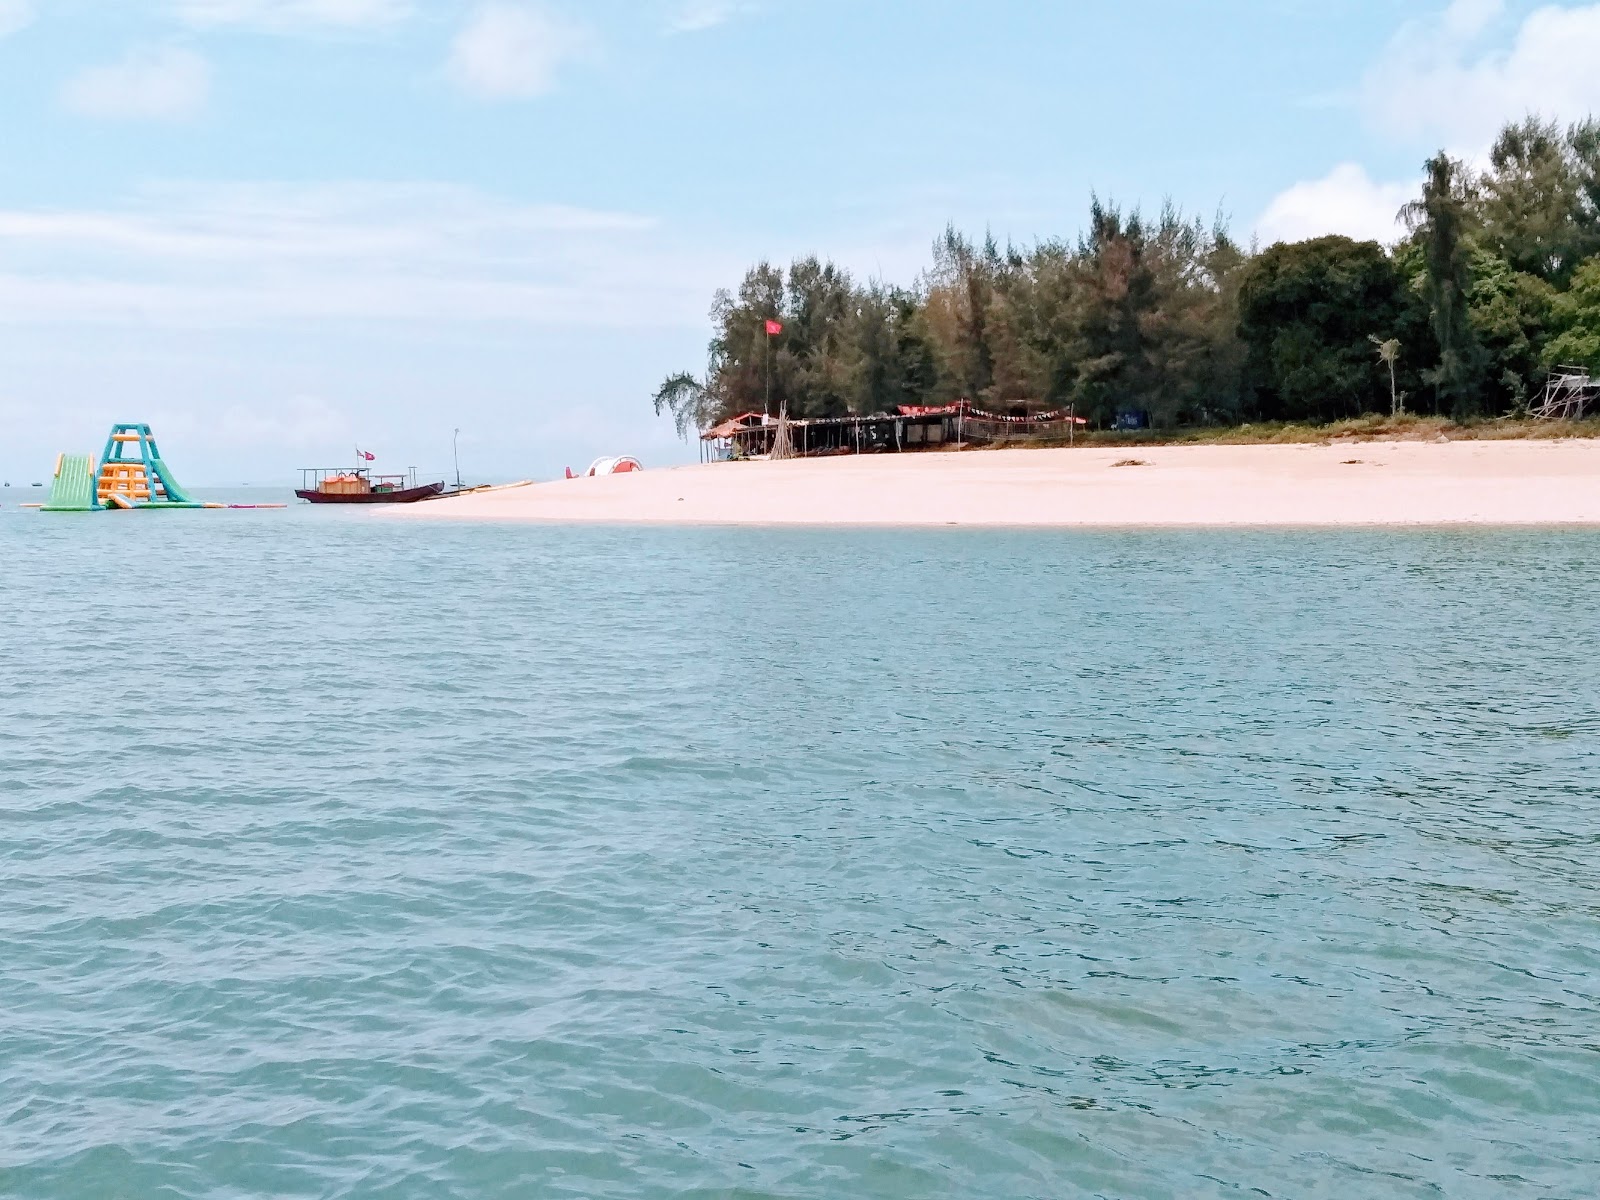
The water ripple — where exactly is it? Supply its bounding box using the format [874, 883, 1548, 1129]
[2, 513, 1598, 1198]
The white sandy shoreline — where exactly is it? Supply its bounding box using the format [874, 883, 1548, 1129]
[395, 441, 1600, 528]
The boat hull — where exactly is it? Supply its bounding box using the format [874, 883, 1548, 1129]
[296, 482, 446, 505]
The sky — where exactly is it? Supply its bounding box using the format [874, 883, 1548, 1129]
[3, 0, 1600, 484]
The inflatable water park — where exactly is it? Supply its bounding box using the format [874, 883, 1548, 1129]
[15, 422, 645, 510]
[36, 424, 280, 512]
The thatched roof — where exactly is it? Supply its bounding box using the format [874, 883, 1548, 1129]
[702, 413, 768, 441]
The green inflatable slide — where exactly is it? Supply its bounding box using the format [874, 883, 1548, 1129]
[41, 453, 98, 512]
[149, 457, 199, 506]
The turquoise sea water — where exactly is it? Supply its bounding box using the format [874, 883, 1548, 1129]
[2, 498, 1598, 1199]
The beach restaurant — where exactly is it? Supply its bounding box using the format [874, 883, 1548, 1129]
[699, 402, 1085, 461]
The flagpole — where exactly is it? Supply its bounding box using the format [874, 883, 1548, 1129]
[765, 325, 771, 419]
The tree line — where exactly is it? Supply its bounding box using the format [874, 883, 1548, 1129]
[656, 115, 1600, 438]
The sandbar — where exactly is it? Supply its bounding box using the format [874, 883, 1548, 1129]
[397, 440, 1600, 528]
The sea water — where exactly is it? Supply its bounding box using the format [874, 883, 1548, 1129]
[2, 500, 1597, 1199]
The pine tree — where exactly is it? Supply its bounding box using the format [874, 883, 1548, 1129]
[1403, 154, 1487, 418]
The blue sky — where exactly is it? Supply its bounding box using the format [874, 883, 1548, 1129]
[2, 0, 1598, 484]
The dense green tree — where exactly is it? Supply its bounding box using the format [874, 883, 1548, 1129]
[922, 228, 999, 403]
[1007, 241, 1080, 408]
[1403, 153, 1488, 418]
[1542, 255, 1600, 370]
[1049, 201, 1239, 426]
[1565, 116, 1600, 234]
[1478, 117, 1588, 284]
[1139, 209, 1248, 426]
[1467, 250, 1556, 413]
[1387, 238, 1445, 400]
[847, 285, 938, 414]
[1064, 201, 1160, 425]
[981, 275, 1050, 412]
[1237, 237, 1408, 422]
[783, 257, 857, 418]
[656, 115, 1600, 441]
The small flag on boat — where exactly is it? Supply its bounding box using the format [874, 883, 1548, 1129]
[357, 449, 376, 462]
[765, 319, 783, 336]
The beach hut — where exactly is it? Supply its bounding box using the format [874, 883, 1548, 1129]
[700, 413, 771, 461]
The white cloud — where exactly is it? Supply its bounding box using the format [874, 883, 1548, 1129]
[0, 0, 33, 37]
[0, 183, 653, 259]
[62, 46, 212, 120]
[1254, 164, 1414, 247]
[170, 0, 412, 31]
[667, 0, 758, 34]
[0, 182, 736, 329]
[1258, 1, 1600, 249]
[448, 3, 590, 100]
[1365, 0, 1600, 149]
[1440, 0, 1504, 41]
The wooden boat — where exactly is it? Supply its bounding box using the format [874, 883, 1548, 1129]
[296, 467, 445, 505]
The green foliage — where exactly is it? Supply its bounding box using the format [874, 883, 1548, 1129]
[1477, 116, 1600, 285]
[657, 204, 1244, 437]
[1480, 118, 1585, 282]
[1467, 249, 1555, 413]
[657, 114, 1600, 439]
[652, 372, 716, 440]
[1403, 118, 1600, 417]
[1404, 154, 1488, 418]
[1239, 237, 1410, 422]
[1059, 201, 1238, 427]
[1543, 255, 1600, 370]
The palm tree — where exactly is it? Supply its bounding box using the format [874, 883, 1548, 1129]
[1370, 336, 1402, 415]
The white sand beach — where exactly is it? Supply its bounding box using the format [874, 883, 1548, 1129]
[399, 440, 1600, 528]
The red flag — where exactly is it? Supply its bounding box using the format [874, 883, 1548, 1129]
[765, 319, 783, 336]
[358, 450, 376, 462]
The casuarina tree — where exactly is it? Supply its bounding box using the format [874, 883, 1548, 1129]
[1403, 153, 1488, 418]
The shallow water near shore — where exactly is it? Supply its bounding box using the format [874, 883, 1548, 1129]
[3, 502, 1598, 1199]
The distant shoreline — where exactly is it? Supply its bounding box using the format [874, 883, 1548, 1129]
[398, 439, 1600, 529]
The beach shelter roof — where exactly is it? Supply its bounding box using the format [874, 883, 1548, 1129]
[702, 413, 768, 441]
